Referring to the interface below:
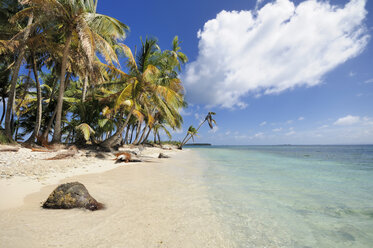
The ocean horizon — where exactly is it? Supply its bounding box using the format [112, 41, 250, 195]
[190, 145, 373, 247]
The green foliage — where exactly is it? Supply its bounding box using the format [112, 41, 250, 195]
[2, 1, 188, 147]
[76, 123, 95, 141]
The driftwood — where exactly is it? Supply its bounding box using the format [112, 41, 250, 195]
[44, 150, 76, 160]
[31, 147, 55, 152]
[0, 147, 20, 152]
[114, 152, 131, 163]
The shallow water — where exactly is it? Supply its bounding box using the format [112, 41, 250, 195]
[192, 145, 373, 248]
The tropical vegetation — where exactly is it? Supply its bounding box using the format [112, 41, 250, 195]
[0, 0, 189, 148]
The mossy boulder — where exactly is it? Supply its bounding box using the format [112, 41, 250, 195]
[42, 182, 104, 211]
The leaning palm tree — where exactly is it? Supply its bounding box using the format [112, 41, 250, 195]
[179, 112, 217, 149]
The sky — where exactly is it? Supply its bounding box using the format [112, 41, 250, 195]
[103, 0, 373, 145]
[4, 0, 373, 145]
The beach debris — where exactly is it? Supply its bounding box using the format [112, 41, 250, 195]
[114, 152, 131, 163]
[42, 182, 104, 211]
[0, 147, 20, 152]
[158, 153, 170, 159]
[114, 152, 143, 163]
[44, 149, 77, 160]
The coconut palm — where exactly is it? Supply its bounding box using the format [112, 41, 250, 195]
[179, 112, 216, 148]
[16, 0, 128, 143]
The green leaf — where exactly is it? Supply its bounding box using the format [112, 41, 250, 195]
[76, 123, 95, 141]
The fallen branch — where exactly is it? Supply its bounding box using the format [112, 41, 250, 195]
[0, 147, 20, 152]
[44, 151, 76, 160]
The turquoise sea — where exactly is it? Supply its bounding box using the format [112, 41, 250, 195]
[191, 145, 373, 248]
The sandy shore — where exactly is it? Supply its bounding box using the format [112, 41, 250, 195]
[0, 147, 232, 248]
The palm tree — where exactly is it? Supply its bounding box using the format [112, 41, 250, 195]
[3, 6, 34, 140]
[100, 38, 160, 148]
[179, 112, 217, 148]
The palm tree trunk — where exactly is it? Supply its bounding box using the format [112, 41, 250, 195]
[26, 53, 42, 143]
[180, 120, 206, 147]
[132, 121, 142, 144]
[1, 96, 6, 126]
[157, 132, 161, 145]
[5, 13, 34, 140]
[52, 32, 72, 143]
[141, 126, 152, 144]
[129, 124, 135, 143]
[135, 125, 147, 145]
[82, 76, 88, 102]
[15, 69, 32, 113]
[100, 104, 136, 148]
[124, 126, 130, 144]
[41, 105, 57, 141]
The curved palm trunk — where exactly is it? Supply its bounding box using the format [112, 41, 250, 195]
[129, 124, 135, 143]
[141, 126, 152, 144]
[123, 126, 130, 144]
[180, 119, 206, 148]
[132, 121, 142, 144]
[100, 104, 136, 148]
[41, 105, 57, 141]
[0, 96, 6, 126]
[26, 53, 42, 143]
[5, 13, 34, 140]
[52, 32, 72, 143]
[135, 125, 148, 145]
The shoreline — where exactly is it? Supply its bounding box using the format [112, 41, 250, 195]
[0, 146, 232, 247]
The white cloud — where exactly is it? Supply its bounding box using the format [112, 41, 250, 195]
[183, 0, 368, 108]
[287, 120, 293, 124]
[318, 124, 329, 129]
[364, 78, 373, 84]
[349, 71, 356, 77]
[171, 128, 184, 134]
[179, 108, 192, 116]
[286, 130, 296, 136]
[254, 132, 265, 138]
[298, 117, 305, 121]
[334, 115, 360, 126]
[272, 127, 282, 132]
[208, 126, 219, 133]
[225, 131, 231, 135]
[260, 121, 267, 126]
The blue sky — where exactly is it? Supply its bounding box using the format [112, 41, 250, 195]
[3, 0, 373, 145]
[108, 0, 372, 145]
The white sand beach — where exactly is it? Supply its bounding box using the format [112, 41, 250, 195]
[0, 147, 232, 248]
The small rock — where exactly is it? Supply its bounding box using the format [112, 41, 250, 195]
[158, 153, 170, 159]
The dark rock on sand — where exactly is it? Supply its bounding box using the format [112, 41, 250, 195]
[42, 182, 104, 211]
[158, 153, 170, 158]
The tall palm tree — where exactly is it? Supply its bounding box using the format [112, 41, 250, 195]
[18, 0, 128, 143]
[3, 6, 33, 140]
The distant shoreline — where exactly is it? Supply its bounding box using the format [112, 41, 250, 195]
[184, 143, 212, 146]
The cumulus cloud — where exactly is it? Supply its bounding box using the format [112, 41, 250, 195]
[272, 127, 282, 132]
[298, 117, 305, 121]
[334, 115, 360, 125]
[260, 121, 267, 126]
[183, 0, 368, 108]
